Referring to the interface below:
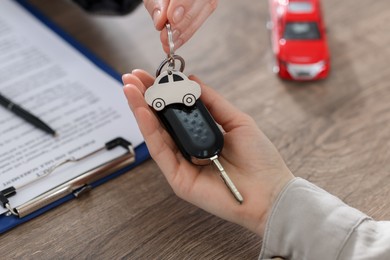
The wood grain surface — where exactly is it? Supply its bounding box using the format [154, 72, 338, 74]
[1, 0, 389, 259]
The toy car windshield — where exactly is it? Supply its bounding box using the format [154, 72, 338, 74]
[283, 22, 321, 40]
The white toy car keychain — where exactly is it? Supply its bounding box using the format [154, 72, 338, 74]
[145, 69, 201, 111]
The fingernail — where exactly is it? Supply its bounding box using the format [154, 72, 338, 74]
[173, 6, 184, 24]
[174, 39, 183, 50]
[172, 29, 180, 42]
[122, 74, 130, 83]
[153, 9, 161, 27]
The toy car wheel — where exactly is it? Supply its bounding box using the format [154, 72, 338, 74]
[183, 94, 196, 106]
[152, 98, 165, 111]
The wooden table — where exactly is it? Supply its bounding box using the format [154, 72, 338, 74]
[1, 0, 390, 259]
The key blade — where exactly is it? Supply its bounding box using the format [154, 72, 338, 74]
[210, 156, 244, 204]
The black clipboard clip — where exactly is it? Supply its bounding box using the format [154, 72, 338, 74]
[0, 137, 135, 218]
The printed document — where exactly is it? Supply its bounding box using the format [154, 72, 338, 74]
[0, 0, 144, 214]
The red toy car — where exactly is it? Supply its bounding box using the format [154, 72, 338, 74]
[268, 0, 330, 80]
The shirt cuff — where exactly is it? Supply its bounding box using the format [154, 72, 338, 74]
[259, 177, 369, 260]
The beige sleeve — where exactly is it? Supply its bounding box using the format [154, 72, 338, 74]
[259, 178, 390, 259]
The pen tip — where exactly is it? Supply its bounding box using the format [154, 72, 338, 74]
[52, 132, 59, 138]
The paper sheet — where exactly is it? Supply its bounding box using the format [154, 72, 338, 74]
[0, 0, 144, 214]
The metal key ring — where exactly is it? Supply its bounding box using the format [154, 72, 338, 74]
[156, 54, 185, 77]
[166, 23, 175, 58]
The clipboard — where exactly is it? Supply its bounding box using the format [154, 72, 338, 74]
[0, 0, 150, 233]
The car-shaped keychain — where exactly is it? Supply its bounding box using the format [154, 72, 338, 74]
[145, 70, 201, 111]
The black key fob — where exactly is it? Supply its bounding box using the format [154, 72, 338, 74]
[145, 70, 224, 165]
[157, 100, 224, 165]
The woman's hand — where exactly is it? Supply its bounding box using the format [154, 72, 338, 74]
[143, 0, 218, 52]
[122, 70, 294, 236]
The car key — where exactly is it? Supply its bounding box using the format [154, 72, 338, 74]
[144, 24, 243, 204]
[157, 99, 243, 203]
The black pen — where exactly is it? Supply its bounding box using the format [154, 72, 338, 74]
[0, 93, 57, 137]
